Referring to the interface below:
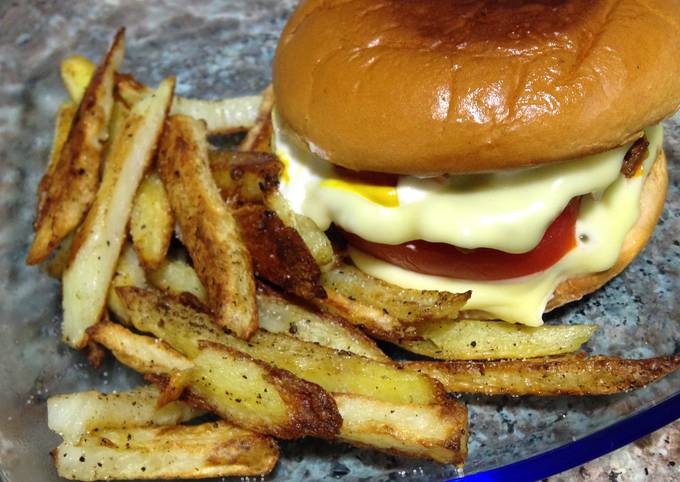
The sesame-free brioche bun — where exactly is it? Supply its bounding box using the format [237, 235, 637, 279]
[273, 0, 680, 174]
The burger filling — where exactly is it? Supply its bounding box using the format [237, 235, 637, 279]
[273, 110, 663, 326]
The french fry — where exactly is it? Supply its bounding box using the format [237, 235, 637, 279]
[42, 232, 74, 279]
[52, 421, 279, 480]
[234, 204, 325, 299]
[107, 290, 467, 463]
[257, 286, 387, 361]
[88, 319, 193, 376]
[157, 115, 257, 339]
[60, 55, 97, 104]
[107, 243, 148, 322]
[399, 320, 598, 360]
[47, 386, 203, 442]
[208, 150, 325, 299]
[117, 72, 261, 135]
[61, 77, 175, 348]
[28, 29, 125, 265]
[335, 394, 467, 465]
[407, 354, 680, 396]
[184, 341, 341, 439]
[239, 84, 274, 152]
[208, 150, 283, 203]
[45, 102, 77, 179]
[292, 212, 336, 267]
[94, 320, 342, 439]
[130, 172, 174, 270]
[148, 256, 207, 301]
[316, 264, 470, 340]
[144, 255, 385, 361]
[118, 287, 445, 405]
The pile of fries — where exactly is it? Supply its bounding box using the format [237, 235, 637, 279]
[29, 29, 680, 481]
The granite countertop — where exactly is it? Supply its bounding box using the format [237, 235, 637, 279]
[551, 420, 679, 481]
[0, 2, 678, 481]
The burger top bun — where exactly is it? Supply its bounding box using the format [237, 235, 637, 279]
[273, 0, 680, 174]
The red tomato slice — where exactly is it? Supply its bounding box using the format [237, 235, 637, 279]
[343, 197, 581, 281]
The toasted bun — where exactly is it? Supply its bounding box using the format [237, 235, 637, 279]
[546, 148, 668, 310]
[274, 0, 680, 174]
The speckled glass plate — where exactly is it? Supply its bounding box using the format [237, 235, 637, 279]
[1, 2, 679, 481]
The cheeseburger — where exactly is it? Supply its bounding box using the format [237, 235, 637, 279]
[271, 0, 680, 325]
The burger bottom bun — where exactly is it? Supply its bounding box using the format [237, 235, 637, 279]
[546, 148, 668, 311]
[460, 148, 668, 321]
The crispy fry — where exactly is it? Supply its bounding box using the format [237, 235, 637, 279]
[208, 150, 283, 204]
[234, 204, 325, 299]
[407, 354, 680, 396]
[60, 55, 97, 104]
[88, 319, 193, 376]
[42, 233, 74, 279]
[118, 287, 445, 405]
[130, 172, 174, 270]
[116, 73, 261, 135]
[316, 264, 470, 340]
[52, 421, 279, 480]
[95, 319, 341, 439]
[47, 386, 203, 442]
[45, 102, 78, 178]
[183, 341, 341, 439]
[61, 78, 175, 348]
[399, 320, 598, 360]
[335, 394, 467, 465]
[107, 243, 148, 323]
[239, 85, 274, 152]
[257, 286, 387, 361]
[208, 151, 324, 298]
[28, 29, 125, 265]
[148, 256, 207, 301]
[158, 115, 257, 339]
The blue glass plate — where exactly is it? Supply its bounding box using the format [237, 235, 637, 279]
[0, 2, 678, 481]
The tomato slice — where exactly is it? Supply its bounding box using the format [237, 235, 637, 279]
[343, 197, 581, 281]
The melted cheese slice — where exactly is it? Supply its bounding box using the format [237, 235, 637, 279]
[275, 111, 655, 253]
[274, 111, 663, 325]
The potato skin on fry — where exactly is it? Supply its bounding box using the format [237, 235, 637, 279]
[234, 204, 325, 300]
[28, 29, 125, 265]
[158, 115, 258, 339]
[408, 354, 680, 396]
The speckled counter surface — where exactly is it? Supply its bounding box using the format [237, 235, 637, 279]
[1, 2, 679, 481]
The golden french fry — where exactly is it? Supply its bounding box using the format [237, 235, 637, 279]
[130, 172, 174, 270]
[185, 341, 341, 439]
[148, 256, 207, 301]
[88, 319, 193, 376]
[60, 55, 96, 104]
[239, 84, 274, 151]
[399, 319, 598, 360]
[407, 354, 680, 396]
[116, 72, 261, 135]
[335, 394, 467, 465]
[316, 264, 470, 340]
[157, 115, 257, 339]
[208, 150, 283, 203]
[61, 77, 175, 348]
[52, 421, 279, 480]
[95, 319, 341, 439]
[28, 29, 125, 265]
[118, 287, 445, 405]
[257, 287, 387, 361]
[47, 386, 203, 442]
[107, 243, 148, 323]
